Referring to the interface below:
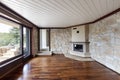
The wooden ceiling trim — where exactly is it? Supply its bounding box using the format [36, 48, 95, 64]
[0, 15, 20, 25]
[113, 0, 120, 10]
[93, 8, 120, 23]
[0, 2, 39, 28]
[66, 21, 93, 28]
[66, 8, 120, 28]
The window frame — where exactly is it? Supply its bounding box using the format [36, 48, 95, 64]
[0, 15, 31, 65]
[23, 27, 31, 58]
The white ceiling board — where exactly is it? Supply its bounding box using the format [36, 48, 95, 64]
[1, 0, 120, 27]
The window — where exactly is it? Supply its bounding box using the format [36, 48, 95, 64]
[23, 27, 30, 57]
[0, 17, 22, 63]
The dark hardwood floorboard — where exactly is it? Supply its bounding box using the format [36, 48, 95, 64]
[1, 54, 120, 80]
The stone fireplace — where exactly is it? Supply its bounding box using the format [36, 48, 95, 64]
[69, 25, 91, 57]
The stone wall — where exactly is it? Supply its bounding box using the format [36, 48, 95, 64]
[89, 12, 120, 73]
[50, 28, 71, 54]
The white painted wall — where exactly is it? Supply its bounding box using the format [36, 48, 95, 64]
[72, 25, 85, 42]
[40, 29, 47, 49]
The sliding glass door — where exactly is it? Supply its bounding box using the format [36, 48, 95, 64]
[0, 17, 22, 63]
[0, 17, 31, 64]
[23, 27, 30, 57]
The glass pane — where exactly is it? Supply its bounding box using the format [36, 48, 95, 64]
[0, 18, 21, 63]
[23, 27, 30, 57]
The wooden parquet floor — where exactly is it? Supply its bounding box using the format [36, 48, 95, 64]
[2, 54, 120, 80]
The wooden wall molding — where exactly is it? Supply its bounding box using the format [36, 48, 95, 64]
[0, 2, 39, 28]
[92, 8, 120, 23]
[66, 8, 120, 28]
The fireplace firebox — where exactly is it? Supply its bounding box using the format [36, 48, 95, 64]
[73, 44, 83, 52]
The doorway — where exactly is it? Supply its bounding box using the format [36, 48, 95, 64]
[39, 29, 50, 52]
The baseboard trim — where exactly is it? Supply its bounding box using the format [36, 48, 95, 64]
[94, 60, 120, 75]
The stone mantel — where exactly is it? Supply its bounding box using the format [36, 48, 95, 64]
[70, 41, 90, 43]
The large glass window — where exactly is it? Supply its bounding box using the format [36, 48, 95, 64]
[0, 18, 22, 62]
[23, 27, 30, 57]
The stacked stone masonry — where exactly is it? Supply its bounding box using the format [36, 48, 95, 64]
[50, 28, 71, 54]
[89, 12, 120, 73]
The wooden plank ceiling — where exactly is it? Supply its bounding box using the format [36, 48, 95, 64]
[0, 0, 120, 28]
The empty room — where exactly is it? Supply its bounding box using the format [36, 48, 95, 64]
[0, 0, 120, 80]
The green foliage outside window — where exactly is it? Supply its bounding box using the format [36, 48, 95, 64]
[0, 27, 20, 47]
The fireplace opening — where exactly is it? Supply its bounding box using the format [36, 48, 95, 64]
[73, 44, 83, 52]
